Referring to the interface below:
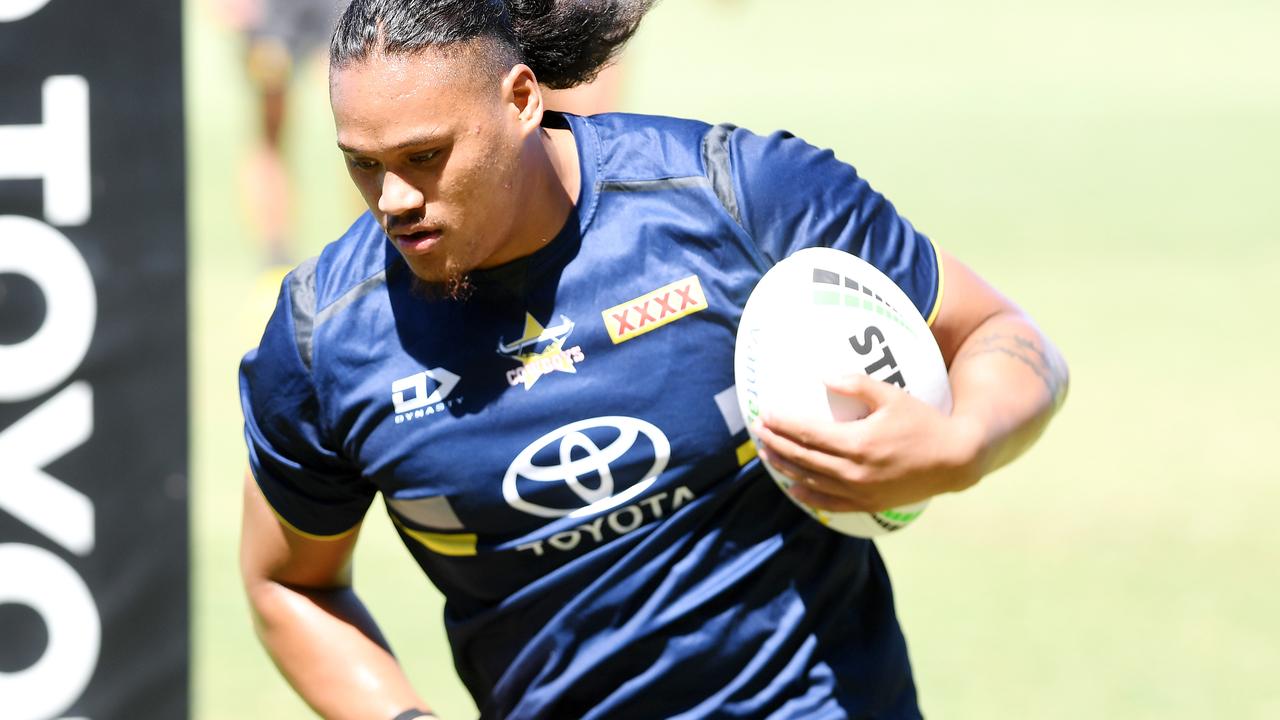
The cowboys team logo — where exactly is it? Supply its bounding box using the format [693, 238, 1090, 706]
[503, 416, 670, 519]
[497, 312, 586, 389]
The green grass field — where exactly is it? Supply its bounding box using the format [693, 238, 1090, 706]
[187, 1, 1280, 717]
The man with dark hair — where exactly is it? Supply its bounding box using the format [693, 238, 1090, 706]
[239, 1, 1069, 718]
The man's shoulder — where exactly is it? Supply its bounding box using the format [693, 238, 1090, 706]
[580, 111, 721, 182]
[580, 113, 825, 189]
[289, 212, 396, 318]
[271, 213, 397, 363]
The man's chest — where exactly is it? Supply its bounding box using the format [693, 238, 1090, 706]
[331, 263, 759, 552]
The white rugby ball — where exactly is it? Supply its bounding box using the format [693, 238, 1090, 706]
[734, 246, 952, 537]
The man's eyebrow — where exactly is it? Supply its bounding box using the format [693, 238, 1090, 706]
[337, 132, 447, 154]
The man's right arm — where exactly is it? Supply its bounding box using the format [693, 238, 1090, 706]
[240, 473, 435, 720]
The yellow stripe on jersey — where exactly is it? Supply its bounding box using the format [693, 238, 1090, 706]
[269, 504, 360, 542]
[736, 439, 758, 467]
[393, 516, 478, 557]
[925, 237, 945, 328]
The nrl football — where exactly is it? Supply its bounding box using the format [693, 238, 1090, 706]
[734, 247, 953, 537]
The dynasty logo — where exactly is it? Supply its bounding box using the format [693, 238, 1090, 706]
[498, 312, 586, 389]
[391, 367, 463, 424]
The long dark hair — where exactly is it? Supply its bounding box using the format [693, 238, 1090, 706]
[330, 0, 656, 88]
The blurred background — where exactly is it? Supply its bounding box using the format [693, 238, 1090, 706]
[180, 0, 1277, 717]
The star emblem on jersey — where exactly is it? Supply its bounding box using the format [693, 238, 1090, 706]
[497, 312, 586, 389]
[601, 274, 708, 344]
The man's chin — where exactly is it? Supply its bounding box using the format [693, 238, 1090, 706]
[410, 273, 474, 302]
[400, 253, 474, 301]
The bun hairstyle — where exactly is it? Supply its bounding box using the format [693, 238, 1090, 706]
[329, 0, 657, 89]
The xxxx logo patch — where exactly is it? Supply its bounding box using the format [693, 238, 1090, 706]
[602, 275, 708, 345]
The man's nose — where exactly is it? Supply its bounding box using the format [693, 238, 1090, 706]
[378, 171, 425, 216]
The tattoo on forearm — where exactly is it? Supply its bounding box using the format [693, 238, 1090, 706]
[954, 331, 1069, 405]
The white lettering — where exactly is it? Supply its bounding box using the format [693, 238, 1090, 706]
[393, 396, 463, 425]
[0, 216, 98, 402]
[671, 486, 695, 511]
[0, 0, 52, 21]
[0, 76, 90, 225]
[607, 505, 644, 534]
[0, 31, 99, 718]
[638, 491, 668, 518]
[0, 382, 95, 555]
[0, 543, 101, 720]
[515, 488, 695, 556]
[548, 532, 579, 552]
[578, 515, 606, 543]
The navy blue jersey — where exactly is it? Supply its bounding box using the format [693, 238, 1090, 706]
[240, 112, 942, 719]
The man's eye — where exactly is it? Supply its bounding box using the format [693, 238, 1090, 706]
[409, 150, 439, 164]
[347, 157, 378, 171]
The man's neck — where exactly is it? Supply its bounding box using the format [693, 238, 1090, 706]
[484, 123, 580, 268]
[542, 124, 581, 206]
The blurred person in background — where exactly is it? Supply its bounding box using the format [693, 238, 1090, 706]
[211, 0, 629, 271]
[238, 1, 1068, 718]
[213, 0, 344, 268]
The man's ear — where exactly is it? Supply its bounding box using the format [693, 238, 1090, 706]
[503, 63, 544, 137]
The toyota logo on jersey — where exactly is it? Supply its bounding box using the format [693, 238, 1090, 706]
[503, 417, 670, 519]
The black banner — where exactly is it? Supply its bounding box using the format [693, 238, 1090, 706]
[0, 1, 189, 718]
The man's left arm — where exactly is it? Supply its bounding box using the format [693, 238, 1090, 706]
[754, 250, 1069, 512]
